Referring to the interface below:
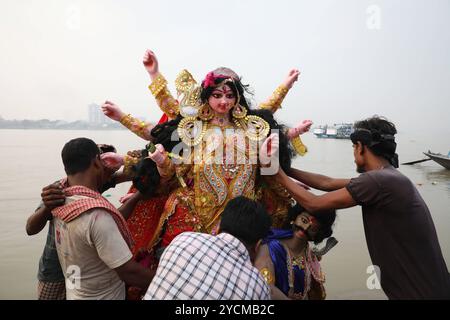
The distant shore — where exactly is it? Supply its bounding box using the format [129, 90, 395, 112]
[0, 118, 125, 130]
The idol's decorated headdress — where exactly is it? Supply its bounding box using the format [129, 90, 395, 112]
[201, 67, 240, 89]
[174, 69, 202, 117]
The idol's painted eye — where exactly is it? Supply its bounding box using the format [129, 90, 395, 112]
[225, 93, 235, 99]
[301, 217, 309, 224]
[212, 93, 223, 99]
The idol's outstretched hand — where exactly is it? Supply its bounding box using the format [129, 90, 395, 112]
[287, 119, 313, 139]
[101, 101, 125, 122]
[283, 69, 300, 89]
[143, 49, 159, 77]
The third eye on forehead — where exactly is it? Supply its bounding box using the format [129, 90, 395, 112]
[212, 86, 233, 95]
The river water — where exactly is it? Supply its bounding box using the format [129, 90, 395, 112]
[0, 128, 449, 299]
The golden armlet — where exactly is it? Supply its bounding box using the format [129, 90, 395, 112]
[148, 74, 168, 97]
[159, 88, 180, 118]
[259, 85, 289, 111]
[149, 75, 180, 118]
[291, 135, 308, 156]
[119, 113, 132, 127]
[119, 114, 148, 139]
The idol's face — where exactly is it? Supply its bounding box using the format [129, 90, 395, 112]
[208, 84, 237, 115]
[292, 212, 320, 241]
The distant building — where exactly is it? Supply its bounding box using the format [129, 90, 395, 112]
[88, 103, 113, 125]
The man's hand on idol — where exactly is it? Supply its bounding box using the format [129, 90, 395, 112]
[119, 192, 134, 204]
[41, 182, 66, 211]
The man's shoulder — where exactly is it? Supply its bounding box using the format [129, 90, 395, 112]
[55, 207, 112, 230]
[158, 232, 210, 263]
[365, 166, 410, 185]
[172, 231, 215, 244]
[348, 168, 415, 199]
[165, 232, 220, 256]
[84, 209, 121, 234]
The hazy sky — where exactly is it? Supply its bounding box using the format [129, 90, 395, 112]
[1, 0, 449, 131]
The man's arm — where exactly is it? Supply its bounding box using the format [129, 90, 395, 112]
[26, 206, 52, 236]
[114, 259, 155, 290]
[287, 167, 350, 192]
[117, 191, 142, 220]
[113, 170, 133, 184]
[275, 169, 356, 213]
[26, 182, 65, 235]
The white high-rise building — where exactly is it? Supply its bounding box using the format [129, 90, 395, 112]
[88, 103, 112, 124]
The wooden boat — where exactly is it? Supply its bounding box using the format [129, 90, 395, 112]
[423, 151, 450, 170]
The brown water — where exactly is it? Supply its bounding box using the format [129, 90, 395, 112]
[0, 129, 449, 299]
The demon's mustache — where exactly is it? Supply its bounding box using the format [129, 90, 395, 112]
[295, 225, 312, 241]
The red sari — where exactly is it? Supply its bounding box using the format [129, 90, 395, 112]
[124, 186, 168, 300]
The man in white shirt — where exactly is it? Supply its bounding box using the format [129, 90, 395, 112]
[53, 137, 154, 299]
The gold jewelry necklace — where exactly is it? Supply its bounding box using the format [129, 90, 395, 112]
[285, 244, 306, 269]
[177, 117, 207, 147]
[233, 115, 270, 142]
[282, 243, 310, 300]
[211, 113, 230, 128]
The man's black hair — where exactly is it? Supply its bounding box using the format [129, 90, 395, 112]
[350, 116, 399, 167]
[98, 144, 117, 154]
[220, 196, 272, 246]
[61, 137, 100, 175]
